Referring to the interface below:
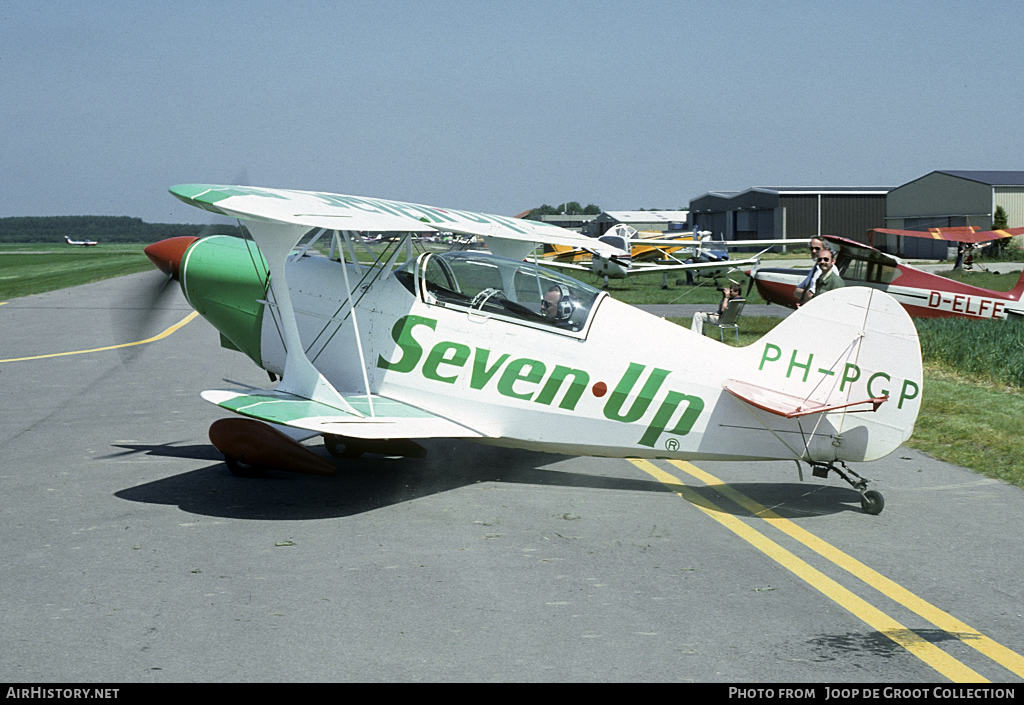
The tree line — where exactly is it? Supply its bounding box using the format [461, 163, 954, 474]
[527, 203, 601, 218]
[0, 216, 238, 244]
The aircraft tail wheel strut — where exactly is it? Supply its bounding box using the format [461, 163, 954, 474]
[808, 460, 885, 515]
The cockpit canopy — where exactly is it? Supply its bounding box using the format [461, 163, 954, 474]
[396, 251, 603, 335]
[598, 234, 629, 253]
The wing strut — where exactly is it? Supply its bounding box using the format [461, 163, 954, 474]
[245, 220, 360, 416]
[337, 230, 374, 416]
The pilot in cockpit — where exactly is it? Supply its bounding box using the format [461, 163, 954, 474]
[541, 285, 580, 328]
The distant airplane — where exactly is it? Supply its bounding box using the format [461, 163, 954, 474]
[64, 235, 98, 246]
[752, 230, 1024, 320]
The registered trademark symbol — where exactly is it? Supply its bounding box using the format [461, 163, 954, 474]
[665, 438, 679, 452]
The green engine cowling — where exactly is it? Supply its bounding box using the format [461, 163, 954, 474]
[180, 235, 270, 367]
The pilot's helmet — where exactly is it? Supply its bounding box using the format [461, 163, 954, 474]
[550, 285, 576, 322]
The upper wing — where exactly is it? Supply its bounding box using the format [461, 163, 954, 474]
[170, 184, 601, 258]
[632, 237, 808, 248]
[536, 259, 593, 273]
[870, 226, 1024, 244]
[626, 254, 764, 273]
[537, 254, 765, 275]
[823, 235, 902, 266]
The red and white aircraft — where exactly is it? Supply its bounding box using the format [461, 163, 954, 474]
[752, 228, 1024, 320]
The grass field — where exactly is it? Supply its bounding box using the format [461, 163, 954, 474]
[0, 244, 153, 299]
[2, 241, 1021, 488]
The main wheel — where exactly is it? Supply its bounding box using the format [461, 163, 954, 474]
[225, 454, 270, 478]
[860, 490, 884, 515]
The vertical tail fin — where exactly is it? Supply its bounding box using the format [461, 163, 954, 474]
[734, 287, 922, 462]
[1007, 268, 1024, 301]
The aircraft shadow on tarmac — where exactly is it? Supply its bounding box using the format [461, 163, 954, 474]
[111, 439, 865, 521]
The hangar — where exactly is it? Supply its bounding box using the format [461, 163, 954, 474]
[885, 170, 1024, 230]
[881, 170, 1024, 258]
[688, 186, 890, 247]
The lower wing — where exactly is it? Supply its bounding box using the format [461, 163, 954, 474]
[202, 388, 486, 439]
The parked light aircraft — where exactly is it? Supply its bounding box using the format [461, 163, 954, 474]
[752, 231, 1024, 320]
[537, 224, 789, 288]
[143, 185, 924, 514]
[65, 235, 98, 246]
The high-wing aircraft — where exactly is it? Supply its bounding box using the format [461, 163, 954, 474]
[143, 184, 924, 514]
[65, 235, 98, 246]
[537, 224, 784, 288]
[752, 232, 1024, 320]
[869, 225, 1024, 246]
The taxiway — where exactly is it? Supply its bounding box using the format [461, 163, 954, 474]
[1, 272, 1022, 682]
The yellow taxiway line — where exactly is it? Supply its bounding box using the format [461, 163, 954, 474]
[629, 458, 1007, 683]
[667, 459, 1024, 680]
[0, 311, 199, 363]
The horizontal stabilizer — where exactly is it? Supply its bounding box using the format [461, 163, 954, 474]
[724, 379, 887, 419]
[201, 388, 485, 440]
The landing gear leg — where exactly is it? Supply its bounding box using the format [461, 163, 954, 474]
[809, 460, 885, 515]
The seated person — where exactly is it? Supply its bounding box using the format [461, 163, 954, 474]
[691, 283, 742, 335]
[798, 247, 844, 305]
[794, 236, 826, 302]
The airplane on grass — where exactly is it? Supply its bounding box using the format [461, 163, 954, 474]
[143, 184, 923, 514]
[752, 229, 1024, 320]
[537, 223, 798, 288]
[65, 235, 98, 246]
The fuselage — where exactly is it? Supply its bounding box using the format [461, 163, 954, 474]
[176, 236, 921, 464]
[754, 260, 1024, 320]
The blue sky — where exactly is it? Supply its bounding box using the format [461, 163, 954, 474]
[3, 0, 1023, 224]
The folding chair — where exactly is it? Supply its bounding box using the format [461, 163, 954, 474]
[704, 298, 745, 343]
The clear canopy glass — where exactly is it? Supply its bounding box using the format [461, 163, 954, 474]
[397, 251, 603, 333]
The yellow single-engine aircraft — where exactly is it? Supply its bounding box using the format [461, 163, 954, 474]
[144, 185, 924, 514]
[537, 223, 792, 288]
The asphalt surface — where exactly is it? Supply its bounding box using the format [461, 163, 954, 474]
[2, 272, 1023, 683]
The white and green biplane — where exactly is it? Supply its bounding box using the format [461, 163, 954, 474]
[145, 184, 923, 514]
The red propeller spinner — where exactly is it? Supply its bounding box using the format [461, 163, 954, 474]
[144, 236, 199, 279]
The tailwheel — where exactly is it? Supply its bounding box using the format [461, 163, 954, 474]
[860, 490, 885, 516]
[808, 460, 885, 515]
